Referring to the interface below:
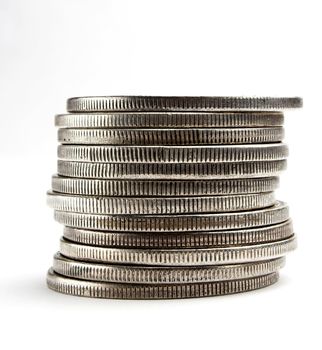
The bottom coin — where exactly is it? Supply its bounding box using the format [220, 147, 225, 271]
[53, 253, 285, 284]
[47, 268, 279, 299]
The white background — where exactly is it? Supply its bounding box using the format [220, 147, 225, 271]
[0, 0, 320, 349]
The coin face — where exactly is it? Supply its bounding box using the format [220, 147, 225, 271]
[52, 253, 285, 284]
[59, 236, 296, 266]
[55, 111, 285, 128]
[58, 127, 285, 145]
[62, 220, 294, 248]
[66, 96, 303, 112]
[47, 268, 279, 299]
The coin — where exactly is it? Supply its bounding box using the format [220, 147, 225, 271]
[51, 176, 280, 196]
[57, 160, 287, 179]
[53, 253, 285, 284]
[66, 96, 302, 112]
[53, 201, 289, 232]
[55, 112, 284, 128]
[58, 127, 284, 145]
[57, 144, 288, 163]
[63, 220, 293, 248]
[47, 191, 275, 214]
[59, 236, 295, 266]
[47, 268, 279, 299]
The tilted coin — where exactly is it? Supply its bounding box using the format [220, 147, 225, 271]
[59, 236, 296, 266]
[47, 268, 279, 299]
[58, 127, 284, 145]
[66, 96, 303, 112]
[57, 160, 287, 179]
[53, 253, 285, 284]
[47, 191, 275, 214]
[54, 201, 289, 232]
[63, 220, 294, 248]
[55, 111, 284, 128]
[52, 176, 280, 196]
[57, 144, 288, 163]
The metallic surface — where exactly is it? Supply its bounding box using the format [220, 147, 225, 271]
[63, 220, 294, 248]
[47, 191, 275, 214]
[52, 176, 280, 196]
[54, 201, 289, 232]
[55, 111, 284, 128]
[47, 268, 279, 299]
[66, 96, 302, 112]
[59, 236, 296, 266]
[53, 253, 285, 284]
[57, 144, 288, 163]
[58, 127, 284, 145]
[57, 160, 287, 179]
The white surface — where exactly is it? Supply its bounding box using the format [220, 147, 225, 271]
[0, 0, 320, 349]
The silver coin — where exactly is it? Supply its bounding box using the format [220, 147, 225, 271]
[57, 160, 287, 179]
[55, 112, 284, 128]
[47, 191, 275, 215]
[53, 201, 289, 232]
[59, 235, 295, 266]
[52, 176, 280, 196]
[57, 144, 288, 163]
[58, 127, 284, 145]
[47, 268, 279, 299]
[53, 253, 285, 284]
[63, 220, 294, 248]
[66, 96, 303, 112]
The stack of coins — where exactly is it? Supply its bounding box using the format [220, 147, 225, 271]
[47, 96, 302, 299]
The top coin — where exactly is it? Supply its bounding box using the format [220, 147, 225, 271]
[67, 96, 303, 112]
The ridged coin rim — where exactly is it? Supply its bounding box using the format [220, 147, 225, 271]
[62, 219, 294, 248]
[59, 236, 296, 266]
[58, 127, 284, 145]
[55, 112, 285, 128]
[52, 176, 280, 196]
[66, 96, 302, 112]
[57, 160, 287, 179]
[54, 201, 289, 232]
[57, 144, 288, 163]
[53, 253, 285, 284]
[47, 191, 276, 214]
[47, 269, 279, 299]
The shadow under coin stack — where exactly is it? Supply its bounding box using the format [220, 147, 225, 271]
[47, 96, 302, 299]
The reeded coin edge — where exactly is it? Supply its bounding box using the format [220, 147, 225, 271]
[53, 253, 285, 284]
[55, 112, 285, 128]
[62, 219, 294, 248]
[47, 268, 279, 299]
[47, 191, 276, 215]
[66, 96, 302, 112]
[51, 176, 280, 196]
[59, 235, 296, 266]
